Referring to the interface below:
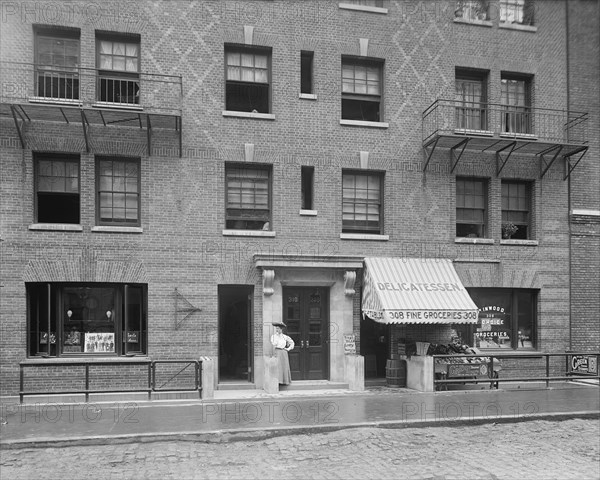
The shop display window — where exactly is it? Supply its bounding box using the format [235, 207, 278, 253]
[454, 288, 537, 350]
[28, 283, 147, 357]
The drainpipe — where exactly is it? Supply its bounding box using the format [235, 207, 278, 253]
[565, 0, 572, 351]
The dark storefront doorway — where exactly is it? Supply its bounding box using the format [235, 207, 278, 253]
[218, 285, 253, 382]
[282, 287, 329, 381]
[360, 316, 389, 378]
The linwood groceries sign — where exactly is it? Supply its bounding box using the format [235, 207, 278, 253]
[361, 258, 479, 325]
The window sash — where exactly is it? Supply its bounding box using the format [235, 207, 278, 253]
[97, 158, 140, 225]
[226, 166, 271, 225]
[342, 172, 382, 233]
[226, 51, 269, 84]
[98, 39, 140, 73]
[500, 0, 525, 23]
[342, 62, 381, 97]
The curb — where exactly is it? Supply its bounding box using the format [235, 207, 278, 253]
[1, 410, 598, 449]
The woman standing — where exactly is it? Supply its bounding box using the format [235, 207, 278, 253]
[270, 322, 294, 385]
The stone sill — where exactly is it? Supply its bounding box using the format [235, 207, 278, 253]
[299, 93, 317, 100]
[340, 233, 389, 241]
[571, 209, 600, 217]
[499, 133, 537, 140]
[338, 3, 388, 14]
[22, 356, 149, 364]
[29, 96, 82, 106]
[454, 129, 494, 137]
[340, 119, 389, 129]
[499, 22, 537, 32]
[455, 237, 495, 245]
[223, 229, 276, 237]
[453, 17, 493, 27]
[222, 111, 276, 120]
[29, 223, 83, 232]
[92, 102, 143, 111]
[299, 209, 318, 216]
[500, 239, 539, 246]
[91, 226, 143, 234]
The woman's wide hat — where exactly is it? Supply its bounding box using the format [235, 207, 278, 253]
[272, 322, 287, 328]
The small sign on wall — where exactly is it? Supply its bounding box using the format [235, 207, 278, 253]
[344, 334, 356, 355]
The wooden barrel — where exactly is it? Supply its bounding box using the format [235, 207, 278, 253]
[386, 358, 407, 388]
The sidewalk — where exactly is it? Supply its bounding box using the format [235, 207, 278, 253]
[1, 382, 598, 448]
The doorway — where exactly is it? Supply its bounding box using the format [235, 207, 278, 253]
[360, 316, 389, 378]
[282, 286, 329, 380]
[218, 285, 253, 382]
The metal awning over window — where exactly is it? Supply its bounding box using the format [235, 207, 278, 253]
[362, 258, 479, 324]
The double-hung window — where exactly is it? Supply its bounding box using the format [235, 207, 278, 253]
[28, 283, 147, 357]
[97, 34, 141, 105]
[225, 46, 271, 113]
[341, 58, 383, 122]
[501, 74, 532, 135]
[35, 153, 80, 224]
[456, 177, 488, 238]
[500, 0, 534, 25]
[96, 157, 141, 226]
[226, 164, 271, 230]
[35, 28, 80, 100]
[501, 181, 531, 240]
[342, 171, 383, 234]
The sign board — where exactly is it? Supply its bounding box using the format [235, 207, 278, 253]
[344, 334, 356, 355]
[569, 355, 599, 375]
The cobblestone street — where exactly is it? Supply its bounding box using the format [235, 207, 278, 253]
[1, 418, 598, 480]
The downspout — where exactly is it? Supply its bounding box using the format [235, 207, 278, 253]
[565, 0, 572, 351]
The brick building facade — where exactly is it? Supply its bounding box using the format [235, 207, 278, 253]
[0, 0, 598, 399]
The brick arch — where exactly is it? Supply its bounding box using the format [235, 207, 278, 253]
[23, 259, 149, 284]
[215, 263, 259, 286]
[455, 263, 542, 290]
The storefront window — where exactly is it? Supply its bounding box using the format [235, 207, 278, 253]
[455, 288, 537, 350]
[28, 283, 147, 357]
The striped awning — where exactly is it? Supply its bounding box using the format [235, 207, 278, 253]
[362, 258, 479, 324]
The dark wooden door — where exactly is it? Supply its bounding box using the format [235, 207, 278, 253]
[283, 287, 329, 380]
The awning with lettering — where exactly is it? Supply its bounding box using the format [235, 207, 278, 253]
[362, 258, 479, 324]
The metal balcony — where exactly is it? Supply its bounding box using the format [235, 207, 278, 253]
[422, 99, 589, 180]
[0, 61, 182, 156]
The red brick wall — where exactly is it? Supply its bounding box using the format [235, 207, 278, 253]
[0, 1, 595, 395]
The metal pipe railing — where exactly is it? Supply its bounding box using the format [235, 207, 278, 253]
[432, 352, 599, 391]
[18, 359, 203, 403]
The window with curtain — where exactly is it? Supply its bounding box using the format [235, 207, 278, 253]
[500, 0, 534, 25]
[226, 164, 271, 230]
[35, 29, 80, 100]
[342, 171, 383, 234]
[456, 177, 488, 238]
[341, 58, 383, 122]
[455, 71, 488, 131]
[97, 35, 140, 105]
[501, 75, 532, 135]
[225, 46, 271, 113]
[96, 157, 140, 226]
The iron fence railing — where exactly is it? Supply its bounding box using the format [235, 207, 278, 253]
[19, 359, 202, 403]
[1, 61, 182, 116]
[423, 99, 588, 146]
[433, 352, 599, 391]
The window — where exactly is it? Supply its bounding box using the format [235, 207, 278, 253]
[225, 46, 271, 113]
[28, 283, 147, 357]
[301, 166, 314, 210]
[456, 178, 487, 238]
[35, 153, 80, 224]
[342, 58, 383, 122]
[226, 164, 271, 230]
[96, 157, 140, 226]
[455, 70, 488, 131]
[454, 289, 537, 350]
[97, 34, 140, 105]
[35, 28, 80, 100]
[500, 0, 534, 25]
[501, 74, 531, 135]
[342, 171, 383, 234]
[501, 181, 531, 240]
[455, 1, 489, 20]
[300, 51, 314, 95]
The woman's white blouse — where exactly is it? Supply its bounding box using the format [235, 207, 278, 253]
[271, 333, 294, 351]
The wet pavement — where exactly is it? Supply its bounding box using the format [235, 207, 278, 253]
[1, 382, 598, 447]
